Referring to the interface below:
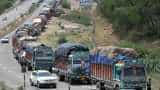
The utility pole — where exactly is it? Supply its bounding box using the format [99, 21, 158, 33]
[68, 55, 73, 90]
[21, 57, 27, 90]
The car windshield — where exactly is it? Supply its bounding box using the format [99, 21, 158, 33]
[38, 72, 50, 77]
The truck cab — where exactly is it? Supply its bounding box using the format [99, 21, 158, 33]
[114, 61, 147, 90]
[21, 43, 54, 72]
[68, 50, 90, 83]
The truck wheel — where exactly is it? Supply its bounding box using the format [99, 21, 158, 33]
[59, 75, 65, 81]
[70, 79, 74, 85]
[49, 68, 53, 73]
[64, 76, 69, 82]
[29, 79, 34, 86]
[28, 66, 32, 71]
[114, 85, 120, 90]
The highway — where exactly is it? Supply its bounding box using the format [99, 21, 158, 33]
[0, 0, 96, 90]
[0, 0, 39, 29]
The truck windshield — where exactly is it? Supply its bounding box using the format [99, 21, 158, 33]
[72, 51, 89, 61]
[36, 51, 53, 57]
[124, 67, 145, 77]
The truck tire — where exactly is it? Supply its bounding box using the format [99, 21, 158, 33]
[96, 82, 105, 90]
[29, 79, 34, 86]
[114, 85, 120, 90]
[49, 67, 53, 73]
[70, 79, 74, 85]
[28, 66, 32, 71]
[59, 75, 65, 81]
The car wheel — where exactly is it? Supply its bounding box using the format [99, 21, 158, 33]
[37, 81, 41, 88]
[29, 79, 34, 86]
[53, 83, 57, 88]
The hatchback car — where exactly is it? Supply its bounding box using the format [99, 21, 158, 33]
[29, 70, 58, 88]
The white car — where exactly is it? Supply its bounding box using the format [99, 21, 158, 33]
[0, 37, 9, 43]
[29, 70, 58, 88]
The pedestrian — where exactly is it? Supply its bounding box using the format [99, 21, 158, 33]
[147, 78, 151, 90]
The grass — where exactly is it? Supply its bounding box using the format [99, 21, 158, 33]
[0, 15, 27, 38]
[39, 16, 94, 49]
[61, 11, 91, 26]
[62, 0, 70, 9]
[0, 82, 12, 90]
[0, 0, 16, 14]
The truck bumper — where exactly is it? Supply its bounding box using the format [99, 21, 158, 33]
[70, 76, 90, 82]
[120, 87, 146, 90]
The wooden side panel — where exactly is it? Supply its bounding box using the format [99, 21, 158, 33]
[91, 63, 113, 80]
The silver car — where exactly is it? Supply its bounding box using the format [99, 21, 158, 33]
[29, 70, 58, 88]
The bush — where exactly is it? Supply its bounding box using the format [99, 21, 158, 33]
[118, 41, 160, 74]
[61, 11, 91, 26]
[99, 0, 160, 41]
[0, 0, 15, 14]
[58, 35, 68, 44]
[62, 0, 70, 9]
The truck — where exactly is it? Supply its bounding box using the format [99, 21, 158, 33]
[90, 46, 149, 90]
[32, 17, 46, 31]
[19, 42, 54, 72]
[12, 28, 29, 59]
[54, 43, 90, 84]
[15, 36, 37, 63]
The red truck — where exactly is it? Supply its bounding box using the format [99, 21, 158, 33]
[12, 31, 37, 60]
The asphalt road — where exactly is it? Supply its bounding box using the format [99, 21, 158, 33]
[0, 0, 96, 90]
[0, 0, 39, 29]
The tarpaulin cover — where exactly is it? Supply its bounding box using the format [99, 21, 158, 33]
[55, 43, 89, 58]
[90, 54, 113, 64]
[91, 46, 137, 59]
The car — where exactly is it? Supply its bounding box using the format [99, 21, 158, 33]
[2, 16, 7, 21]
[29, 70, 58, 88]
[0, 37, 9, 43]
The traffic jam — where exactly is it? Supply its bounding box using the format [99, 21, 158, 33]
[1, 0, 152, 90]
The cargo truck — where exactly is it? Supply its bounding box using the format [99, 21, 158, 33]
[54, 43, 90, 84]
[19, 42, 54, 72]
[90, 46, 149, 90]
[12, 28, 29, 59]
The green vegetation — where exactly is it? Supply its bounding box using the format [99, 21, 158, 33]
[0, 0, 16, 14]
[61, 11, 91, 26]
[99, 0, 160, 41]
[62, 0, 70, 9]
[57, 34, 68, 44]
[118, 41, 160, 74]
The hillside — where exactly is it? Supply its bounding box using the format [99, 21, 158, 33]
[0, 0, 16, 14]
